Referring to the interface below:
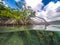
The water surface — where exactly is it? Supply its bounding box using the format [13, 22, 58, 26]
[0, 25, 60, 32]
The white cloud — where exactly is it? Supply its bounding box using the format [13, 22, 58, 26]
[25, 0, 43, 10]
[3, 1, 5, 4]
[15, 0, 20, 2]
[44, 1, 60, 12]
[0, 0, 5, 4]
[44, 1, 60, 21]
[56, 6, 60, 12]
[5, 4, 8, 7]
[0, 0, 8, 7]
[36, 11, 47, 19]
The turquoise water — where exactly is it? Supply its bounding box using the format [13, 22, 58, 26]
[0, 25, 60, 45]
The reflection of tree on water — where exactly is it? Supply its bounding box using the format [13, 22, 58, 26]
[31, 16, 49, 29]
[36, 16, 49, 29]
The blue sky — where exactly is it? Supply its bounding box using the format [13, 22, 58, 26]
[4, 0, 60, 8]
[4, 0, 18, 8]
[4, 0, 25, 8]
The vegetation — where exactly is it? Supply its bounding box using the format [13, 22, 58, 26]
[0, 1, 35, 25]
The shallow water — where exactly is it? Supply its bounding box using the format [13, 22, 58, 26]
[46, 25, 60, 31]
[0, 25, 60, 32]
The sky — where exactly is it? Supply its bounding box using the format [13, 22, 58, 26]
[1, 0, 60, 22]
[3, 0, 59, 8]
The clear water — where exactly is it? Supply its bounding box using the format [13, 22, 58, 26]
[46, 25, 60, 31]
[0, 25, 60, 32]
